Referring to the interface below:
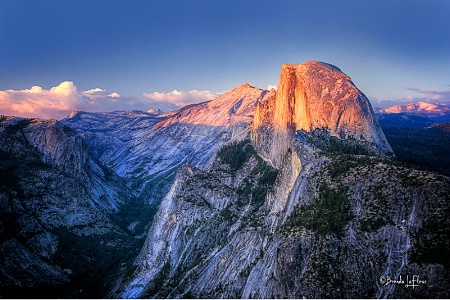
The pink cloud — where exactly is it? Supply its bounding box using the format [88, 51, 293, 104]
[0, 81, 84, 119]
[0, 82, 222, 119]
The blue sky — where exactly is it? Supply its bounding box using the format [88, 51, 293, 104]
[1, 0, 449, 118]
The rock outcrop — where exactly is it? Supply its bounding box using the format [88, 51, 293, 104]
[118, 134, 450, 299]
[252, 61, 392, 167]
[146, 108, 163, 115]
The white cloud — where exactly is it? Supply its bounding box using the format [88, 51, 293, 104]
[81, 88, 108, 100]
[143, 89, 219, 109]
[83, 87, 105, 94]
[108, 92, 121, 98]
[28, 86, 43, 93]
[267, 85, 277, 91]
[49, 81, 78, 96]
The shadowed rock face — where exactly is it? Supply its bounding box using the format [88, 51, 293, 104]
[0, 117, 140, 298]
[252, 61, 392, 167]
[24, 119, 90, 176]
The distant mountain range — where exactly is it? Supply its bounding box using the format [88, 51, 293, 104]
[376, 101, 450, 128]
[380, 101, 450, 114]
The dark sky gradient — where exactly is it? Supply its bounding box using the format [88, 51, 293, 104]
[1, 0, 449, 102]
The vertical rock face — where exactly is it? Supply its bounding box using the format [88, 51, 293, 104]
[252, 61, 392, 166]
[24, 119, 90, 176]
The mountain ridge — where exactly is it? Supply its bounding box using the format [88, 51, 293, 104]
[62, 84, 274, 204]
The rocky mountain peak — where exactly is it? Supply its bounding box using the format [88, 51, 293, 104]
[116, 62, 450, 298]
[153, 83, 274, 129]
[146, 108, 163, 115]
[67, 110, 81, 118]
[252, 61, 392, 166]
[233, 83, 254, 91]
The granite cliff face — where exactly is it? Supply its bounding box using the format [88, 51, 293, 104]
[252, 62, 392, 167]
[118, 136, 450, 299]
[117, 62, 449, 299]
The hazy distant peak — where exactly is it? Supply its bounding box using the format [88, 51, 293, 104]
[234, 83, 255, 89]
[146, 108, 163, 115]
[68, 110, 78, 118]
[380, 101, 450, 114]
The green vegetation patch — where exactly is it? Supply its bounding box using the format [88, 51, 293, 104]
[237, 161, 278, 207]
[217, 139, 256, 170]
[283, 183, 352, 236]
[383, 126, 450, 176]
